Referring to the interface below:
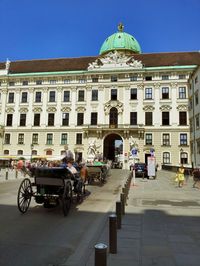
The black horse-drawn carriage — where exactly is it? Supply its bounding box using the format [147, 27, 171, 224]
[17, 167, 85, 216]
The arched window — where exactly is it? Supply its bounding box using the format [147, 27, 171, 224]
[4, 150, 9, 155]
[180, 152, 188, 164]
[109, 107, 118, 128]
[32, 150, 37, 155]
[17, 150, 23, 155]
[46, 150, 52, 156]
[163, 152, 170, 164]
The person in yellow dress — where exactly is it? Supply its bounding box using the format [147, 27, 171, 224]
[177, 164, 185, 187]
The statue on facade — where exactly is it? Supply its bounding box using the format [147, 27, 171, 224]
[87, 140, 101, 159]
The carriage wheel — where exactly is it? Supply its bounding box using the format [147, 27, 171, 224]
[61, 182, 72, 216]
[17, 178, 32, 213]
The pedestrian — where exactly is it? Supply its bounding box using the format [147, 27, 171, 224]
[184, 168, 190, 184]
[192, 168, 200, 188]
[177, 164, 185, 188]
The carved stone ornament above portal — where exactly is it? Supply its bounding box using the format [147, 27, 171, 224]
[33, 107, 42, 112]
[19, 108, 28, 113]
[61, 106, 71, 112]
[104, 100, 123, 114]
[6, 107, 15, 113]
[159, 105, 172, 111]
[176, 104, 188, 111]
[88, 51, 143, 70]
[143, 105, 155, 111]
[47, 107, 57, 112]
[76, 106, 86, 112]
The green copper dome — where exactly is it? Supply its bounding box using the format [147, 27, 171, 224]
[99, 23, 141, 55]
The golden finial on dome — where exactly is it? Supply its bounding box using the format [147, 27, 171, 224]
[118, 22, 124, 32]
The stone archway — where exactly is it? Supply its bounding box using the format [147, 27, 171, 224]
[103, 133, 123, 161]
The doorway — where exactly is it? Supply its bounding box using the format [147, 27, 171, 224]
[103, 133, 123, 161]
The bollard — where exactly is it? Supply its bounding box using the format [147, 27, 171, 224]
[120, 193, 125, 215]
[15, 170, 18, 179]
[95, 243, 107, 266]
[116, 201, 122, 229]
[122, 187, 127, 205]
[6, 171, 8, 180]
[109, 214, 117, 254]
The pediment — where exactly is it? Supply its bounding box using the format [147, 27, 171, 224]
[88, 51, 143, 70]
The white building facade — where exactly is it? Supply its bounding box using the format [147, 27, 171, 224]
[189, 66, 200, 167]
[0, 25, 200, 168]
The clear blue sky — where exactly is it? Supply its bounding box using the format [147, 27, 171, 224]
[0, 0, 199, 61]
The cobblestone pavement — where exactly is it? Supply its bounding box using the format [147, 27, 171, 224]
[85, 170, 200, 266]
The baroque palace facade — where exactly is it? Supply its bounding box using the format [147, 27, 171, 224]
[0, 24, 200, 168]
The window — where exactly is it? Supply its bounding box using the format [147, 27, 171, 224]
[111, 89, 117, 100]
[76, 133, 82, 144]
[8, 92, 14, 103]
[9, 81, 15, 86]
[6, 114, 13, 126]
[32, 133, 38, 145]
[91, 112, 97, 125]
[130, 88, 137, 100]
[61, 133, 68, 145]
[145, 133, 152, 145]
[63, 91, 70, 102]
[20, 114, 26, 126]
[196, 115, 199, 129]
[46, 134, 53, 145]
[78, 90, 85, 101]
[163, 152, 170, 164]
[179, 112, 187, 125]
[22, 80, 28, 86]
[130, 112, 137, 125]
[49, 80, 56, 84]
[162, 75, 169, 80]
[17, 150, 23, 155]
[36, 80, 42, 85]
[77, 113, 84, 126]
[162, 87, 169, 99]
[46, 150, 52, 155]
[34, 113, 40, 126]
[21, 92, 28, 103]
[179, 74, 186, 79]
[162, 134, 170, 146]
[48, 113, 54, 126]
[145, 112, 153, 126]
[162, 112, 170, 125]
[49, 91, 55, 102]
[145, 76, 152, 81]
[35, 91, 42, 102]
[180, 134, 187, 145]
[92, 77, 98, 83]
[179, 87, 186, 99]
[92, 90, 98, 101]
[111, 75, 117, 82]
[64, 79, 70, 84]
[18, 134, 24, 144]
[32, 150, 37, 155]
[130, 75, 137, 81]
[195, 76, 198, 84]
[4, 150, 9, 155]
[195, 92, 199, 105]
[4, 133, 10, 144]
[62, 113, 69, 126]
[180, 152, 188, 164]
[145, 88, 152, 99]
[79, 79, 86, 83]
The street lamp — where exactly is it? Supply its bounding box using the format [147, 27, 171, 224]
[30, 144, 34, 162]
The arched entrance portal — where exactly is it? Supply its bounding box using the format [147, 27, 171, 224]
[103, 133, 123, 161]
